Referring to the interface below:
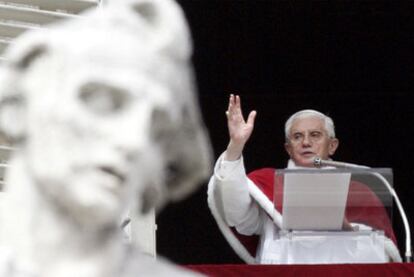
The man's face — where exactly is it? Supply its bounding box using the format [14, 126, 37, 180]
[284, 116, 339, 167]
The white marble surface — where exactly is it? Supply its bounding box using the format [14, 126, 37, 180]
[0, 0, 211, 276]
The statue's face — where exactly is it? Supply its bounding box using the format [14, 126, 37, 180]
[0, 0, 211, 228]
[22, 54, 175, 226]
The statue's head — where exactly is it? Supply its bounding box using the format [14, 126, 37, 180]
[0, 0, 212, 227]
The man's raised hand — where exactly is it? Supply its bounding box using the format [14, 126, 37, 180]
[224, 94, 256, 161]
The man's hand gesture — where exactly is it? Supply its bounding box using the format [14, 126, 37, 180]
[225, 94, 256, 161]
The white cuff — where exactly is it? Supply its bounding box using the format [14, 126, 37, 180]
[215, 152, 243, 180]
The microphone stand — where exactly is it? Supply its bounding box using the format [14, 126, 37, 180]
[314, 158, 412, 263]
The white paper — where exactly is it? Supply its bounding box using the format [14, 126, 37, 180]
[282, 172, 351, 230]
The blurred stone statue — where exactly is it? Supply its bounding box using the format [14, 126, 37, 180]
[0, 0, 211, 276]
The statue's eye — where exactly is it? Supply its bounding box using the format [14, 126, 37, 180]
[79, 82, 130, 114]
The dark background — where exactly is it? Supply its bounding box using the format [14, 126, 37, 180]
[157, 0, 414, 264]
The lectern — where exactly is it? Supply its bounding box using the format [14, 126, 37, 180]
[272, 168, 400, 263]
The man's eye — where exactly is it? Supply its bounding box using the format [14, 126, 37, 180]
[311, 131, 322, 138]
[293, 134, 303, 140]
[79, 82, 130, 114]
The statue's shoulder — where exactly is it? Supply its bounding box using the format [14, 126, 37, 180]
[0, 247, 17, 277]
[122, 246, 202, 277]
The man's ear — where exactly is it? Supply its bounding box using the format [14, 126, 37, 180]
[0, 44, 48, 144]
[284, 142, 293, 158]
[328, 138, 339, 156]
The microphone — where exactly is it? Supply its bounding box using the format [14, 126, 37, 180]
[313, 157, 369, 169]
[313, 157, 412, 262]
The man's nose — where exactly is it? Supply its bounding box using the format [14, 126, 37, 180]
[302, 134, 312, 146]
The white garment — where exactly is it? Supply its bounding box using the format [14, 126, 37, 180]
[209, 152, 401, 264]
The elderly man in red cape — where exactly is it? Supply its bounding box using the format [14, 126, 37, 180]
[208, 94, 401, 264]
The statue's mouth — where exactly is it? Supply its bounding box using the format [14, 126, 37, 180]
[98, 166, 126, 184]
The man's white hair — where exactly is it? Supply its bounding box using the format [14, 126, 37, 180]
[284, 109, 336, 140]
